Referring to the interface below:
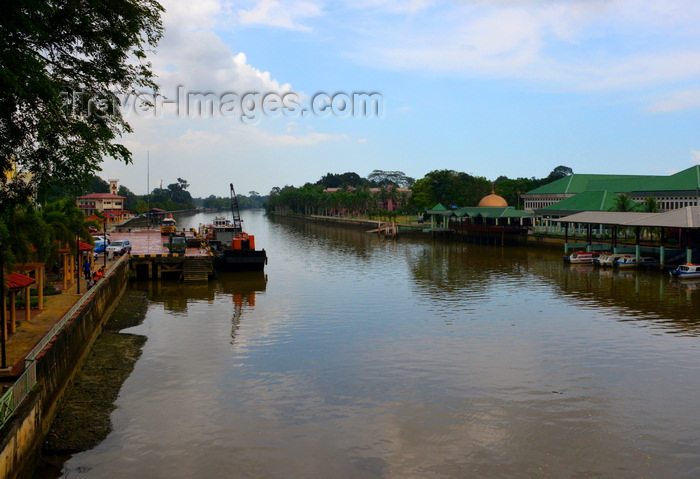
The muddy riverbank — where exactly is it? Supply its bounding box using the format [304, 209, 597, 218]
[33, 289, 150, 476]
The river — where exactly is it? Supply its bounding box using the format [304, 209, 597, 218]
[44, 210, 700, 478]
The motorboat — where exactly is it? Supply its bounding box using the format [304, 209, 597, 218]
[564, 251, 600, 264]
[669, 263, 700, 280]
[599, 254, 627, 267]
[615, 256, 658, 269]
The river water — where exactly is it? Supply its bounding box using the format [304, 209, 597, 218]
[50, 210, 700, 478]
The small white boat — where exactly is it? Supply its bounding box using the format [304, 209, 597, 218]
[670, 263, 700, 280]
[565, 251, 600, 264]
[614, 256, 638, 268]
[595, 253, 625, 267]
[615, 256, 658, 269]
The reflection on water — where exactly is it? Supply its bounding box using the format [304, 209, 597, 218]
[48, 211, 700, 478]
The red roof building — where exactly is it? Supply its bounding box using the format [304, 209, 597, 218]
[76, 192, 125, 217]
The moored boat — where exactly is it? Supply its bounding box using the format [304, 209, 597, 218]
[206, 184, 267, 272]
[597, 253, 627, 267]
[564, 251, 600, 264]
[614, 256, 658, 269]
[669, 263, 700, 280]
[614, 256, 637, 268]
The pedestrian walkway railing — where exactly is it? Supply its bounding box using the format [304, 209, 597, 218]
[0, 254, 128, 430]
[0, 361, 36, 428]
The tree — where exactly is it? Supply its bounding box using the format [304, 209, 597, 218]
[315, 172, 366, 188]
[642, 197, 659, 213]
[610, 193, 638, 212]
[408, 170, 490, 210]
[167, 178, 194, 208]
[546, 165, 574, 182]
[0, 0, 164, 207]
[367, 170, 415, 188]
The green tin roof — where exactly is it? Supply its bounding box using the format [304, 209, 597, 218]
[525, 174, 652, 195]
[537, 190, 639, 214]
[525, 166, 700, 196]
[631, 165, 700, 192]
[426, 203, 454, 216]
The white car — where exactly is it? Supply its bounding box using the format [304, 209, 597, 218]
[105, 240, 132, 256]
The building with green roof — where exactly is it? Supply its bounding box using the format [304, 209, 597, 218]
[521, 166, 700, 213]
[537, 190, 636, 216]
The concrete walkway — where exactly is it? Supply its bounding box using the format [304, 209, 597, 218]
[1, 256, 120, 376]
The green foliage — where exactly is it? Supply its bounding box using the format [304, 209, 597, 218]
[609, 193, 640, 212]
[643, 197, 659, 213]
[546, 165, 574, 182]
[493, 176, 541, 209]
[366, 170, 415, 187]
[315, 172, 367, 188]
[0, 0, 164, 209]
[131, 200, 146, 214]
[117, 185, 138, 209]
[148, 178, 195, 210]
[266, 165, 575, 215]
[408, 170, 491, 210]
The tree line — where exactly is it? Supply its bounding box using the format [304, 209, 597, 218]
[44, 175, 268, 214]
[266, 166, 574, 215]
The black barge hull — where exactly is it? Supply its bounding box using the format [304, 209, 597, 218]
[214, 249, 267, 272]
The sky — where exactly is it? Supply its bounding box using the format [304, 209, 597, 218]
[100, 0, 700, 198]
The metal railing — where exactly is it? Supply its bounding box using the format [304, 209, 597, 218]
[0, 254, 127, 430]
[0, 362, 36, 428]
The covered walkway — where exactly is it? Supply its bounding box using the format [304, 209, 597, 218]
[553, 206, 700, 266]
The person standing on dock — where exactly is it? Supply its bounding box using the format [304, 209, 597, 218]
[83, 259, 92, 280]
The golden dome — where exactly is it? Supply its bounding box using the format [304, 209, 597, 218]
[478, 191, 508, 207]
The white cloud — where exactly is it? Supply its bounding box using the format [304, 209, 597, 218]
[244, 128, 349, 146]
[153, 0, 292, 95]
[692, 150, 700, 164]
[237, 0, 323, 30]
[647, 90, 700, 113]
[341, 0, 700, 93]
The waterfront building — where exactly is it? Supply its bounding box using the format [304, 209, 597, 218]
[426, 192, 533, 244]
[76, 179, 128, 222]
[520, 165, 700, 213]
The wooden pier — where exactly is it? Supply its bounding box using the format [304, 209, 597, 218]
[109, 230, 214, 281]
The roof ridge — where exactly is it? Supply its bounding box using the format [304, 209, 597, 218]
[565, 175, 575, 193]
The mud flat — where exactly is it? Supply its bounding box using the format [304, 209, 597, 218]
[35, 289, 149, 475]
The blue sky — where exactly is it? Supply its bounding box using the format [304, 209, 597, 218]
[101, 0, 700, 198]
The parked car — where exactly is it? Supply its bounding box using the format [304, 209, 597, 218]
[93, 239, 108, 254]
[92, 233, 111, 242]
[106, 240, 131, 256]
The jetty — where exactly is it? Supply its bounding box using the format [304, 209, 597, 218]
[111, 229, 213, 282]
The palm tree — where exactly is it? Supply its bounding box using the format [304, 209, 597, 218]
[41, 199, 94, 265]
[610, 193, 637, 212]
[642, 197, 659, 213]
[3, 205, 52, 264]
[641, 197, 660, 241]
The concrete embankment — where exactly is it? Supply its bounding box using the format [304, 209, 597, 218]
[0, 259, 130, 479]
[35, 289, 150, 475]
